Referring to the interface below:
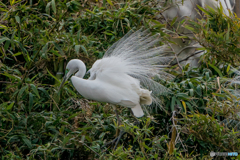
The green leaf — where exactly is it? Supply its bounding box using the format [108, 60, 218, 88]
[226, 23, 230, 41]
[186, 102, 194, 112]
[18, 85, 28, 101]
[196, 85, 202, 96]
[29, 92, 33, 112]
[22, 137, 32, 148]
[208, 63, 223, 77]
[182, 101, 187, 114]
[171, 17, 177, 26]
[175, 93, 190, 100]
[2, 72, 21, 81]
[171, 96, 176, 111]
[30, 84, 40, 98]
[38, 87, 50, 98]
[4, 40, 10, 51]
[62, 136, 70, 146]
[51, 50, 61, 57]
[51, 0, 56, 14]
[68, 112, 81, 120]
[184, 25, 194, 31]
[40, 43, 49, 58]
[47, 68, 60, 83]
[107, 0, 113, 6]
[0, 37, 10, 44]
[18, 42, 30, 62]
[52, 42, 64, 55]
[75, 45, 81, 54]
[226, 64, 231, 73]
[15, 16, 20, 23]
[212, 93, 225, 98]
[0, 1, 7, 7]
[46, 2, 51, 14]
[189, 89, 194, 96]
[80, 45, 88, 55]
[6, 102, 14, 111]
[188, 82, 194, 89]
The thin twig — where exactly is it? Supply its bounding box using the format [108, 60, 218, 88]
[80, 141, 100, 156]
[171, 50, 205, 66]
[159, 12, 186, 43]
[166, 42, 183, 71]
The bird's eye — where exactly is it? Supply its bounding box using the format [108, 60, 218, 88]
[65, 69, 69, 74]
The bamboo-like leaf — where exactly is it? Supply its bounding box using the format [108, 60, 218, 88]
[212, 93, 225, 97]
[80, 45, 88, 55]
[51, 50, 61, 57]
[52, 42, 64, 55]
[226, 64, 231, 73]
[47, 68, 60, 83]
[18, 85, 28, 101]
[22, 137, 32, 148]
[68, 112, 81, 120]
[46, 2, 51, 14]
[0, 1, 7, 7]
[2, 72, 21, 81]
[171, 96, 176, 111]
[75, 45, 81, 54]
[29, 92, 33, 112]
[30, 84, 40, 98]
[182, 101, 187, 114]
[62, 136, 70, 146]
[6, 102, 14, 111]
[107, 0, 113, 6]
[186, 102, 193, 112]
[208, 63, 223, 77]
[40, 43, 49, 58]
[18, 42, 30, 62]
[38, 87, 50, 98]
[226, 23, 230, 41]
[189, 89, 194, 97]
[51, 0, 56, 14]
[0, 37, 10, 44]
[171, 17, 177, 26]
[15, 16, 20, 23]
[4, 40, 10, 50]
[184, 25, 194, 31]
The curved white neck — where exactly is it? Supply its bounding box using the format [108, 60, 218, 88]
[75, 60, 86, 78]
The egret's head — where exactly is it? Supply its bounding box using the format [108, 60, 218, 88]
[59, 59, 86, 91]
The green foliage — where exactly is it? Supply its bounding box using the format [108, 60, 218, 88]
[1, 0, 240, 159]
[185, 5, 240, 66]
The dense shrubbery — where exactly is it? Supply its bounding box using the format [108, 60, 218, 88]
[185, 5, 240, 66]
[0, 0, 240, 159]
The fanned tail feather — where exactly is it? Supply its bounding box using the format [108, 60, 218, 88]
[140, 89, 152, 105]
[102, 28, 174, 107]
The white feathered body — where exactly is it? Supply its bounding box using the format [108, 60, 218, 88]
[67, 29, 173, 117]
[71, 71, 151, 117]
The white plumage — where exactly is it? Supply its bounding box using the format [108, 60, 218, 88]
[60, 28, 173, 117]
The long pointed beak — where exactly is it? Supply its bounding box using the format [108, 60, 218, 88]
[58, 72, 71, 92]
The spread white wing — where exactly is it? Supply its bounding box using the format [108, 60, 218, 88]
[88, 28, 174, 107]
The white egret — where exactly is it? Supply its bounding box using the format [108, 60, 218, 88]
[59, 28, 173, 148]
[60, 28, 173, 117]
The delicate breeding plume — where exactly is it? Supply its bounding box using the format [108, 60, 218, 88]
[59, 28, 174, 117]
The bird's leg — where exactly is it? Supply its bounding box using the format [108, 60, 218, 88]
[101, 105, 126, 150]
[113, 105, 122, 126]
[113, 129, 125, 150]
[129, 108, 141, 126]
[112, 105, 125, 149]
